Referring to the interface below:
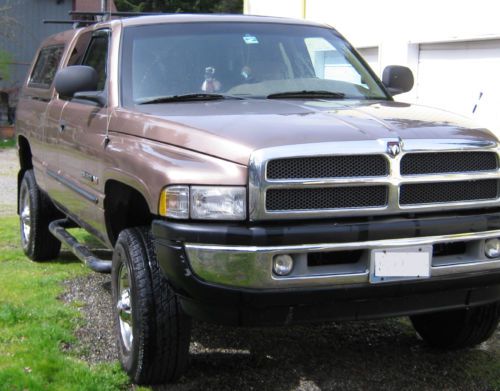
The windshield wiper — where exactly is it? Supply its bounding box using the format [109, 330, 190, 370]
[267, 90, 346, 99]
[138, 93, 242, 105]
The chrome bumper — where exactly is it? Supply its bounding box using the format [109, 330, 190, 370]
[185, 229, 500, 289]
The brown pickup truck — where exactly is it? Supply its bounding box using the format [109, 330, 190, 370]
[16, 13, 500, 385]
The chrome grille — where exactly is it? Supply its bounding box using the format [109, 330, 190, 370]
[266, 186, 388, 211]
[401, 152, 498, 175]
[248, 140, 500, 221]
[267, 155, 388, 179]
[400, 179, 499, 205]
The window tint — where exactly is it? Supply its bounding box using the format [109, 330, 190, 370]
[29, 45, 64, 89]
[120, 23, 388, 106]
[67, 31, 92, 67]
[81, 32, 109, 91]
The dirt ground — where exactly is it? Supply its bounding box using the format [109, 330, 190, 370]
[2, 147, 500, 390]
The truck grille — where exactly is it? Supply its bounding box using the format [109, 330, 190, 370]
[401, 152, 498, 175]
[400, 179, 499, 205]
[249, 141, 500, 221]
[267, 155, 388, 179]
[266, 186, 388, 211]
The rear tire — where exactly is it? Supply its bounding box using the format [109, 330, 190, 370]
[410, 302, 500, 349]
[19, 169, 61, 261]
[112, 227, 191, 385]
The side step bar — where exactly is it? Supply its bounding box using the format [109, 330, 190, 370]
[48, 218, 112, 273]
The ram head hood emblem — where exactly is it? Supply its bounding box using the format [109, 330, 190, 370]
[387, 141, 401, 157]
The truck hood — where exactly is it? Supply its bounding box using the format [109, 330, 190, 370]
[112, 100, 498, 165]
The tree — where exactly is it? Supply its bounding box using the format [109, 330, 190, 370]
[0, 51, 11, 81]
[212, 0, 242, 13]
[114, 0, 242, 13]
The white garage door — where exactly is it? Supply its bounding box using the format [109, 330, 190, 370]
[417, 40, 500, 130]
[357, 47, 379, 76]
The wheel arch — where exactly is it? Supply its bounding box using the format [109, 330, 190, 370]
[17, 135, 33, 214]
[104, 178, 154, 245]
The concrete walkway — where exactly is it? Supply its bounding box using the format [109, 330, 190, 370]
[0, 148, 18, 216]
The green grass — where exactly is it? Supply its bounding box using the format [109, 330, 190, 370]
[0, 138, 16, 149]
[0, 216, 132, 390]
[467, 353, 500, 390]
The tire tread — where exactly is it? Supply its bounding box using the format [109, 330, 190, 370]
[113, 226, 191, 385]
[411, 302, 500, 349]
[20, 170, 61, 261]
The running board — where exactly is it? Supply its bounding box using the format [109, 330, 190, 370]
[48, 219, 112, 273]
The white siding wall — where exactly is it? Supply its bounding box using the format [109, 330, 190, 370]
[357, 47, 379, 76]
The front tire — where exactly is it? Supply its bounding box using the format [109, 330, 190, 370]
[112, 227, 191, 385]
[410, 302, 500, 349]
[19, 169, 61, 261]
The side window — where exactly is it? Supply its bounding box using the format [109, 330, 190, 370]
[28, 45, 64, 89]
[81, 31, 109, 91]
[67, 31, 92, 67]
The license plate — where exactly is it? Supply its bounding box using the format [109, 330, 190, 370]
[370, 246, 432, 283]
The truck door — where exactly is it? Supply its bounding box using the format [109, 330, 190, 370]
[55, 29, 110, 235]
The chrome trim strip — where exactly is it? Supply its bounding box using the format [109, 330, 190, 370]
[47, 169, 99, 204]
[432, 259, 500, 277]
[188, 229, 500, 255]
[249, 139, 500, 221]
[404, 139, 497, 151]
[185, 229, 500, 289]
[265, 172, 500, 187]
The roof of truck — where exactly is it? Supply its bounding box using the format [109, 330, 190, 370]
[119, 14, 327, 28]
[38, 13, 330, 49]
[39, 28, 78, 49]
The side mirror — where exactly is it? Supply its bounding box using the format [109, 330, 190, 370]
[73, 91, 107, 107]
[54, 65, 99, 98]
[382, 65, 414, 95]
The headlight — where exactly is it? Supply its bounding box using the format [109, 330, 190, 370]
[191, 186, 246, 220]
[159, 185, 246, 220]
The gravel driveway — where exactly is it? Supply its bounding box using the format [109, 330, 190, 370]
[1, 148, 499, 390]
[64, 273, 500, 391]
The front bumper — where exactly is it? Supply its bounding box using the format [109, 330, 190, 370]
[152, 209, 500, 325]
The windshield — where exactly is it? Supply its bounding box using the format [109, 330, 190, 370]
[120, 22, 389, 106]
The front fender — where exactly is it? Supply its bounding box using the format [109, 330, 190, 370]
[102, 134, 248, 214]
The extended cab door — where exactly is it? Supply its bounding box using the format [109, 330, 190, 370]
[17, 44, 65, 192]
[54, 29, 110, 235]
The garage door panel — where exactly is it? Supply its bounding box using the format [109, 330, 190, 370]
[417, 40, 500, 130]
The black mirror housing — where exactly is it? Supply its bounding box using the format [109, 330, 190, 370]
[73, 91, 107, 107]
[382, 65, 414, 96]
[54, 66, 99, 98]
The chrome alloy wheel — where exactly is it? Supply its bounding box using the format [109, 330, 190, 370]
[117, 263, 133, 351]
[19, 184, 31, 247]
